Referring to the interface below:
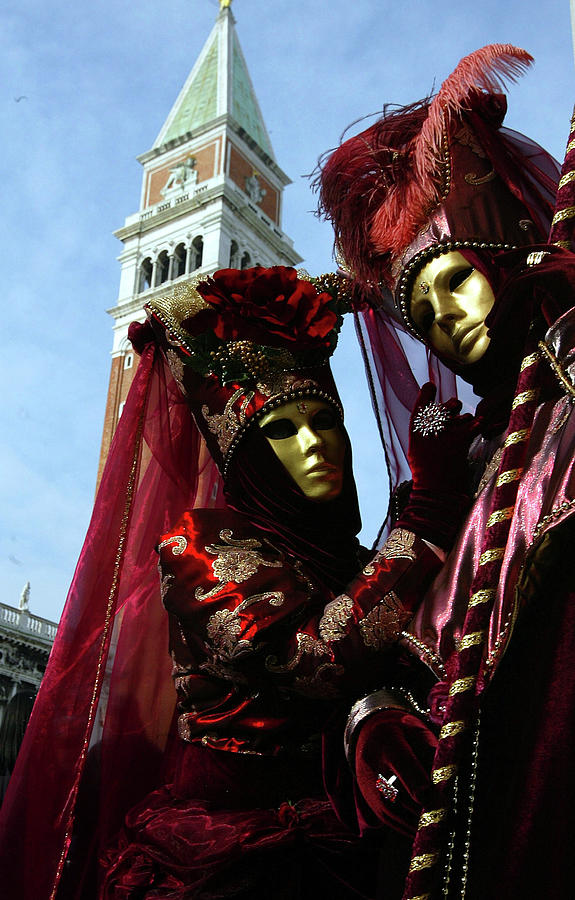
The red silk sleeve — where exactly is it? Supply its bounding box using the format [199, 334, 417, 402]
[159, 510, 441, 704]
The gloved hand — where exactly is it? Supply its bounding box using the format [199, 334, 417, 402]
[396, 382, 480, 550]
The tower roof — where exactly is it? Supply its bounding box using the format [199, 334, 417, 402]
[154, 1, 275, 160]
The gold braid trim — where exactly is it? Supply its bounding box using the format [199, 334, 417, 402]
[469, 588, 495, 607]
[512, 389, 538, 409]
[449, 676, 476, 696]
[440, 720, 466, 740]
[503, 429, 530, 448]
[520, 351, 541, 372]
[458, 631, 485, 651]
[406, 895, 431, 900]
[554, 240, 573, 250]
[496, 468, 522, 487]
[410, 853, 439, 873]
[487, 507, 514, 527]
[559, 170, 575, 189]
[479, 547, 504, 566]
[552, 206, 575, 225]
[538, 340, 575, 400]
[567, 138, 575, 153]
[432, 764, 457, 784]
[419, 809, 448, 828]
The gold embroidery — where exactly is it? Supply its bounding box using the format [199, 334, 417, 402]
[196, 530, 282, 600]
[409, 852, 439, 872]
[359, 592, 407, 649]
[160, 572, 175, 600]
[158, 535, 188, 555]
[453, 125, 487, 158]
[520, 351, 541, 372]
[487, 507, 514, 528]
[319, 595, 354, 642]
[458, 630, 485, 651]
[496, 468, 522, 487]
[512, 389, 538, 409]
[567, 138, 575, 153]
[464, 169, 496, 185]
[479, 547, 504, 566]
[165, 349, 188, 396]
[552, 205, 575, 225]
[256, 373, 317, 399]
[205, 591, 285, 659]
[526, 250, 551, 267]
[265, 632, 331, 673]
[418, 809, 447, 828]
[363, 529, 416, 574]
[206, 608, 245, 656]
[503, 429, 530, 448]
[475, 446, 504, 497]
[202, 389, 254, 457]
[468, 588, 494, 607]
[432, 765, 457, 784]
[406, 894, 431, 900]
[440, 720, 466, 740]
[559, 170, 575, 189]
[449, 676, 476, 696]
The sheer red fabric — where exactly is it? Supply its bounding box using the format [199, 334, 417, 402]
[0, 345, 222, 899]
[354, 306, 460, 532]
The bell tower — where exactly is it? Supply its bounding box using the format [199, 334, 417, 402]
[97, 0, 301, 482]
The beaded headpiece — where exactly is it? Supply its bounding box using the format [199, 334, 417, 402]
[146, 266, 352, 476]
[318, 44, 558, 334]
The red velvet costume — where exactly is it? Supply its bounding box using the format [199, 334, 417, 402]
[102, 511, 440, 898]
[318, 45, 575, 898]
[99, 268, 468, 899]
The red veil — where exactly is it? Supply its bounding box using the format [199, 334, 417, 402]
[0, 343, 222, 899]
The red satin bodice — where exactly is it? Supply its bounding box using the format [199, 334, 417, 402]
[158, 508, 441, 756]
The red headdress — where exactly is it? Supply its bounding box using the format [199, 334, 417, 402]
[318, 45, 558, 299]
[317, 44, 560, 499]
[144, 266, 350, 478]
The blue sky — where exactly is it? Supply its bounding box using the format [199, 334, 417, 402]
[1, 0, 573, 622]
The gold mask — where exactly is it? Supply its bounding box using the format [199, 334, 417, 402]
[258, 399, 345, 501]
[409, 250, 496, 365]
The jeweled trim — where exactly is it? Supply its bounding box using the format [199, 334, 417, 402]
[394, 241, 515, 340]
[222, 386, 343, 478]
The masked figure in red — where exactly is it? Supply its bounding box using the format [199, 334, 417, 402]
[0, 266, 476, 899]
[318, 43, 575, 899]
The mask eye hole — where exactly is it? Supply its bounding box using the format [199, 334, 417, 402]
[260, 418, 297, 440]
[412, 301, 434, 334]
[312, 408, 338, 430]
[449, 267, 474, 292]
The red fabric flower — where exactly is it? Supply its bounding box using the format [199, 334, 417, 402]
[186, 266, 337, 350]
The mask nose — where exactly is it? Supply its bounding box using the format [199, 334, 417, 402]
[434, 296, 465, 336]
[299, 425, 325, 455]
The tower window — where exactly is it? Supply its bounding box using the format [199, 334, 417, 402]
[139, 257, 153, 292]
[173, 243, 186, 278]
[124, 353, 133, 370]
[229, 240, 239, 268]
[240, 251, 251, 270]
[155, 250, 170, 286]
[192, 236, 204, 271]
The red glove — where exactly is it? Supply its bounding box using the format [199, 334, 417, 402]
[396, 383, 480, 550]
